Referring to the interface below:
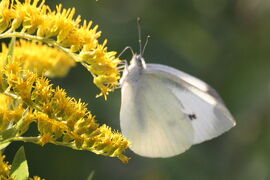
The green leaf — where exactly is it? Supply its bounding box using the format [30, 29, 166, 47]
[0, 127, 17, 139]
[8, 37, 16, 56]
[10, 146, 29, 180]
[86, 171, 95, 180]
[0, 141, 11, 151]
[0, 127, 17, 151]
[5, 37, 16, 64]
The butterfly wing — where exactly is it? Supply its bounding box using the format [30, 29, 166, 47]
[120, 72, 194, 157]
[146, 64, 236, 144]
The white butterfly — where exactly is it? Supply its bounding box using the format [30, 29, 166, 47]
[119, 24, 236, 158]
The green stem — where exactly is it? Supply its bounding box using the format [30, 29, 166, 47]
[1, 135, 70, 148]
[0, 135, 86, 151]
[0, 136, 40, 145]
[0, 31, 80, 62]
[4, 90, 21, 100]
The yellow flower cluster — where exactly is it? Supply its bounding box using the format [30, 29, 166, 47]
[0, 0, 122, 96]
[0, 61, 130, 162]
[0, 0, 130, 164]
[0, 39, 75, 78]
[0, 153, 11, 179]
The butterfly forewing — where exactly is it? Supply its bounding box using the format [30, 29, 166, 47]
[120, 73, 194, 157]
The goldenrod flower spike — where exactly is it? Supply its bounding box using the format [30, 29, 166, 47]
[0, 0, 122, 96]
[0, 60, 130, 163]
[0, 39, 75, 77]
[0, 0, 130, 163]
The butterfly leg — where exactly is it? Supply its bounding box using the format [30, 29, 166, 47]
[117, 60, 128, 71]
[115, 60, 130, 90]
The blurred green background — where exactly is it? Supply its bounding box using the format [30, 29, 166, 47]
[3, 0, 270, 179]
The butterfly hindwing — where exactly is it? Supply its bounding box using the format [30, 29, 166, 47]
[145, 64, 236, 144]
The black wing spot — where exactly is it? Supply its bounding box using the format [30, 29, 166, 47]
[188, 114, 197, 120]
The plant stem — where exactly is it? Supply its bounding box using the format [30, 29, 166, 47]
[0, 31, 80, 62]
[0, 136, 40, 146]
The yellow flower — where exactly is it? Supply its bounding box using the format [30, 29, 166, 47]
[0, 93, 12, 110]
[1, 61, 130, 162]
[75, 20, 101, 52]
[29, 176, 46, 180]
[0, 0, 15, 33]
[0, 40, 75, 77]
[0, 0, 122, 96]
[0, 153, 11, 179]
[0, 0, 130, 163]
[12, 0, 47, 34]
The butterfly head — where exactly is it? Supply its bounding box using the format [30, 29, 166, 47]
[129, 17, 149, 70]
[130, 54, 146, 69]
[119, 18, 149, 84]
[119, 53, 146, 85]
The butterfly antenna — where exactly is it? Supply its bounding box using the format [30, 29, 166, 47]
[142, 35, 150, 56]
[137, 17, 142, 56]
[118, 46, 134, 58]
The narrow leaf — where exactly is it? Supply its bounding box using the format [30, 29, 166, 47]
[10, 146, 29, 180]
[0, 141, 11, 151]
[0, 127, 17, 139]
[86, 171, 95, 180]
[8, 37, 16, 56]
[5, 37, 16, 64]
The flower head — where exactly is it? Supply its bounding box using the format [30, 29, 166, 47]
[1, 61, 130, 162]
[0, 0, 123, 96]
[0, 39, 75, 77]
[0, 153, 11, 179]
[0, 0, 130, 163]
